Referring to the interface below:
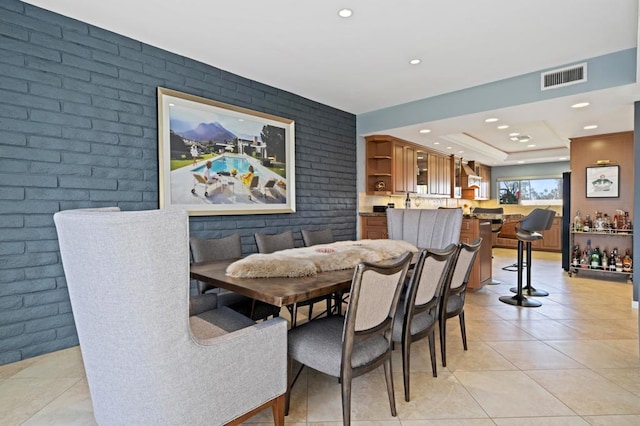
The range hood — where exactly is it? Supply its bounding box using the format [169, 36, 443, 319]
[461, 162, 481, 189]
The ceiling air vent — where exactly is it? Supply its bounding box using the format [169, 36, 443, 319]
[541, 63, 587, 91]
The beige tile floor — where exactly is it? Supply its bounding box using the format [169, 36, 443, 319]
[1, 249, 638, 425]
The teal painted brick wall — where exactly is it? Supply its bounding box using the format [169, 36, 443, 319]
[0, 0, 357, 364]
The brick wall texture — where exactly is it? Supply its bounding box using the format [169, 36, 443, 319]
[0, 0, 357, 365]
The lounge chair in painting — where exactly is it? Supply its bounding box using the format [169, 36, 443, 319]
[261, 178, 278, 198]
[247, 175, 260, 201]
[191, 173, 222, 197]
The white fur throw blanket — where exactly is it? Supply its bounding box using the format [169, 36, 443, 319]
[226, 239, 418, 278]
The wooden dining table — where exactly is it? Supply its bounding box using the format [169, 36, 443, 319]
[190, 258, 356, 308]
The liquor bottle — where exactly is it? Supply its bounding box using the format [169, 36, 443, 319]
[585, 239, 592, 259]
[574, 210, 583, 231]
[572, 244, 580, 267]
[623, 250, 632, 272]
[590, 247, 601, 269]
[404, 192, 411, 209]
[583, 214, 591, 232]
[580, 250, 588, 268]
[601, 250, 609, 270]
[610, 248, 618, 271]
[615, 254, 623, 272]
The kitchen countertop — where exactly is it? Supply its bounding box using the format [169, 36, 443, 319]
[359, 212, 387, 217]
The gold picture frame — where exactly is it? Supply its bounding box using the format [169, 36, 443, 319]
[157, 87, 296, 216]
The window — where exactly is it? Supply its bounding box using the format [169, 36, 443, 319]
[498, 177, 563, 205]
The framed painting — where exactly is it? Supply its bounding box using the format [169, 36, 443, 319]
[157, 87, 296, 215]
[585, 165, 619, 198]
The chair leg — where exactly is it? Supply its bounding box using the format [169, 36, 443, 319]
[272, 394, 285, 426]
[326, 296, 332, 317]
[521, 241, 549, 297]
[459, 311, 467, 351]
[500, 240, 541, 307]
[439, 317, 448, 367]
[289, 303, 298, 328]
[383, 357, 397, 417]
[402, 339, 411, 402]
[285, 357, 293, 416]
[341, 372, 352, 426]
[428, 332, 438, 377]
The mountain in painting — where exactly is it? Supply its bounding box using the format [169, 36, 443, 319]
[178, 122, 236, 142]
[169, 118, 193, 133]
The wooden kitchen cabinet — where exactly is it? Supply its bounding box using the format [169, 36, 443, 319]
[476, 163, 491, 200]
[365, 135, 416, 195]
[361, 215, 388, 239]
[539, 217, 562, 251]
[450, 155, 462, 198]
[460, 218, 493, 289]
[394, 143, 416, 194]
[366, 135, 452, 198]
[365, 136, 394, 195]
[427, 153, 451, 196]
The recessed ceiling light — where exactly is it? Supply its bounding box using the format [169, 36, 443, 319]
[559, 157, 567, 160]
[446, 146, 452, 150]
[337, 8, 353, 18]
[433, 142, 440, 145]
[497, 125, 509, 130]
[584, 124, 598, 130]
[409, 59, 421, 65]
[517, 161, 525, 164]
[571, 102, 590, 108]
[458, 150, 464, 153]
[419, 129, 431, 134]
[510, 135, 532, 143]
[485, 117, 499, 123]
[527, 144, 536, 148]
[509, 132, 520, 137]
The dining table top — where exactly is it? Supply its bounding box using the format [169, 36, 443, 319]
[190, 258, 355, 307]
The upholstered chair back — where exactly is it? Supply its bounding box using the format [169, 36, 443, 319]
[301, 228, 335, 247]
[387, 208, 462, 249]
[255, 230, 295, 253]
[54, 208, 287, 424]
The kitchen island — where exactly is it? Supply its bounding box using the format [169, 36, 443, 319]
[359, 212, 493, 289]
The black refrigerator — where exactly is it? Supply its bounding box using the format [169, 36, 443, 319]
[561, 171, 571, 271]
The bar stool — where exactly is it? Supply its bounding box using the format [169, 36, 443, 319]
[499, 209, 556, 307]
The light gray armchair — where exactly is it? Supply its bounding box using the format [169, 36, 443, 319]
[387, 208, 463, 249]
[54, 207, 287, 425]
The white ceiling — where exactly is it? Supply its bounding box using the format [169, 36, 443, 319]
[22, 0, 640, 166]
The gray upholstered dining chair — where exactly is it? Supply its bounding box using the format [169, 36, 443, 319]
[286, 252, 412, 425]
[387, 208, 463, 249]
[255, 230, 331, 327]
[254, 230, 296, 254]
[54, 207, 288, 425]
[190, 234, 281, 321]
[392, 243, 458, 401]
[439, 238, 482, 367]
[301, 228, 335, 247]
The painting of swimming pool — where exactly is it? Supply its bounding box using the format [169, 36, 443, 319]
[157, 87, 296, 216]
